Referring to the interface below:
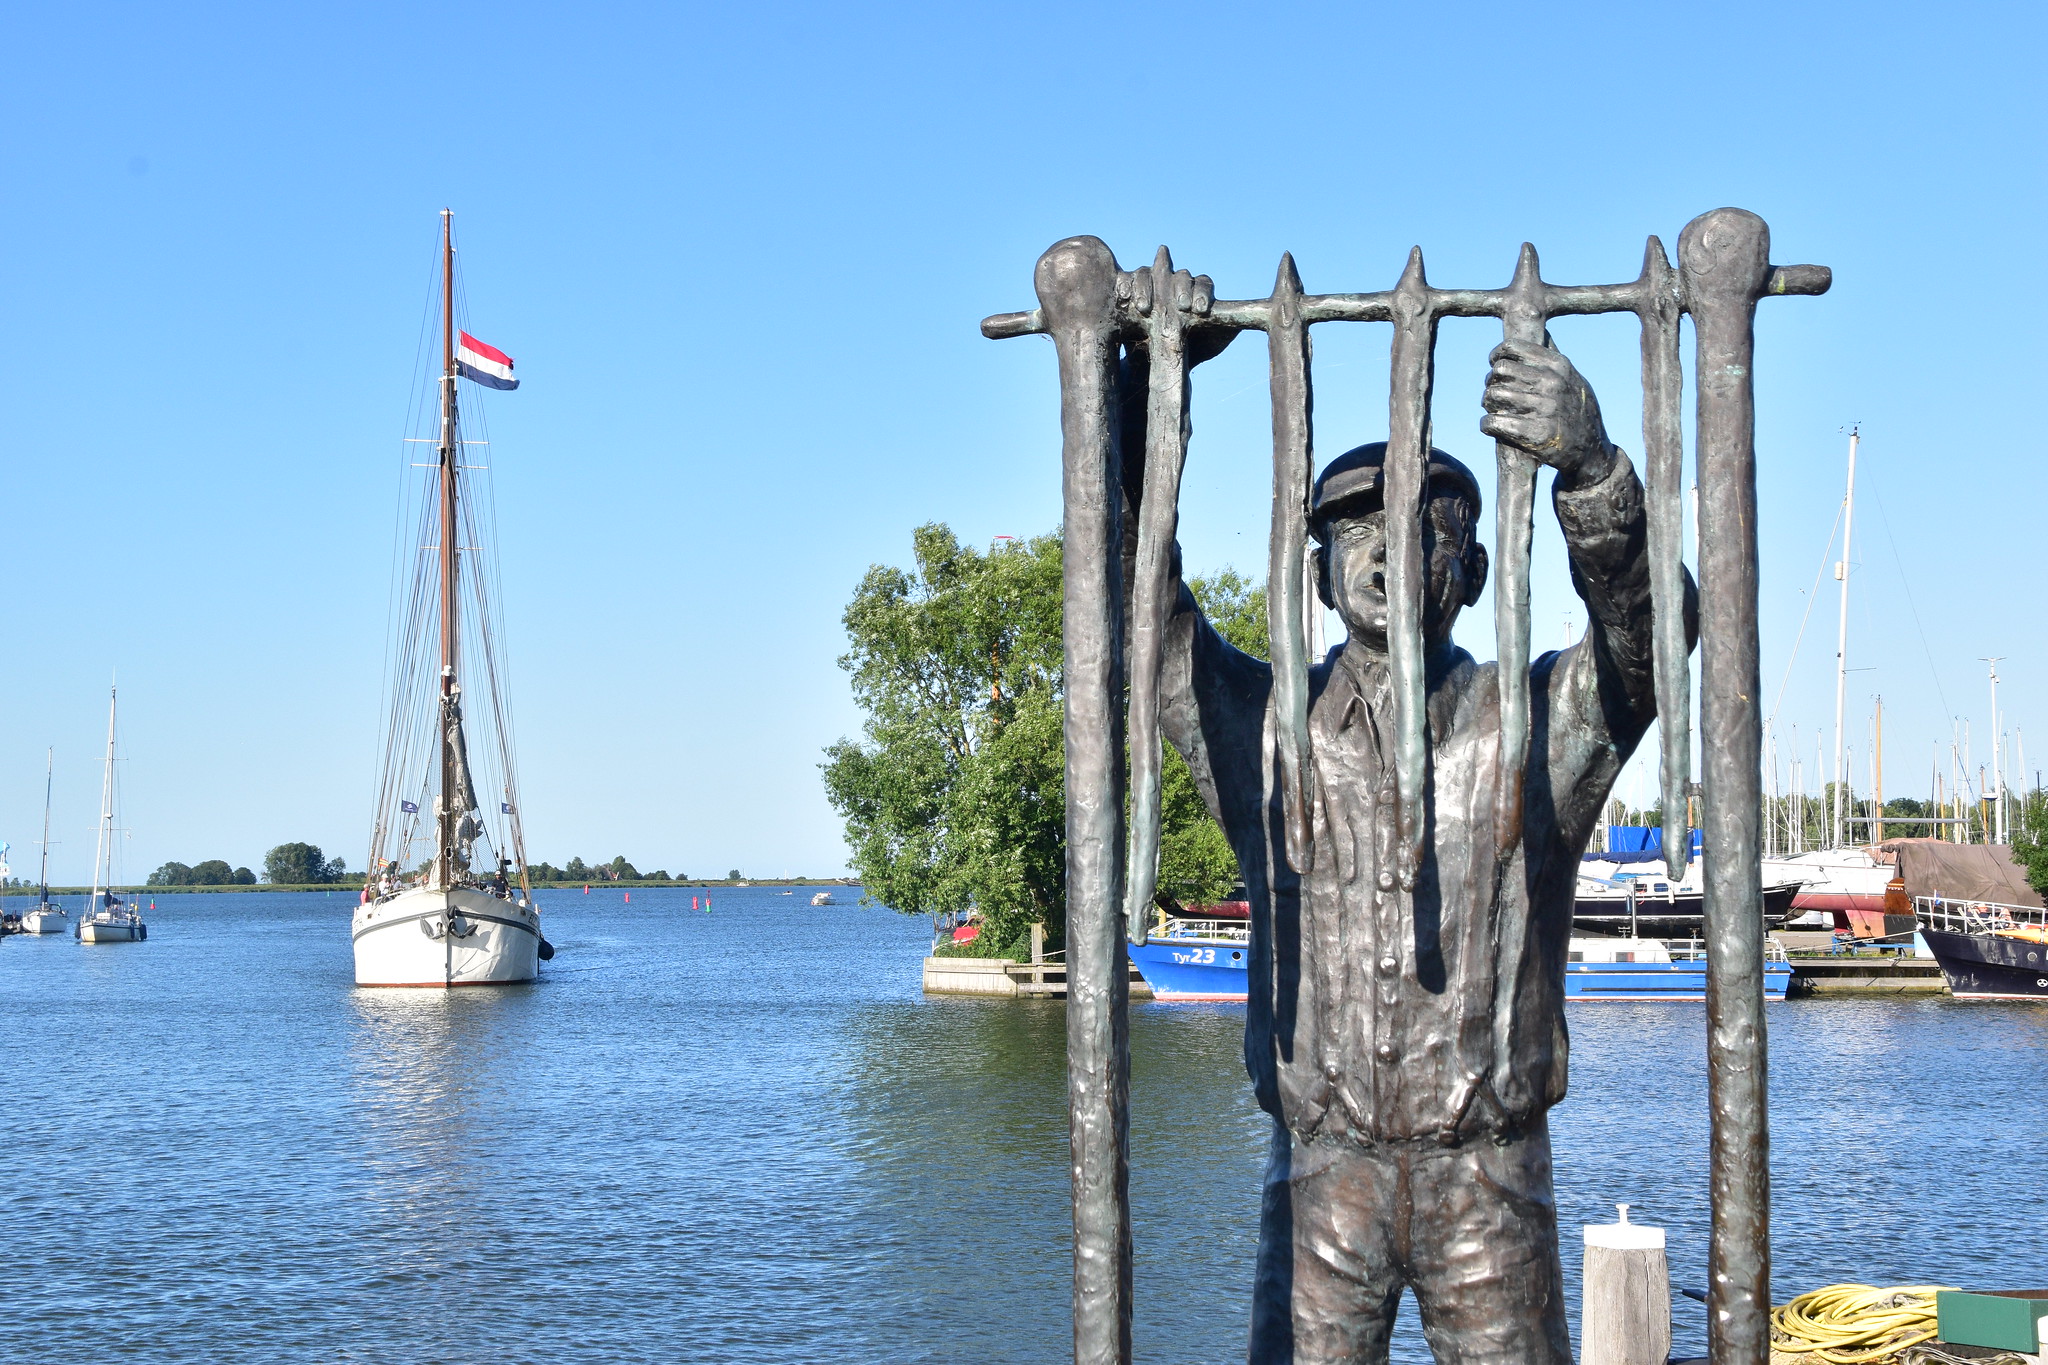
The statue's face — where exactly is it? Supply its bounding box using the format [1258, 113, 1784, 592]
[1319, 493, 1488, 654]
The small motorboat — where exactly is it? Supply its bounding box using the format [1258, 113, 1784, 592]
[810, 892, 834, 906]
[1565, 937, 1791, 1002]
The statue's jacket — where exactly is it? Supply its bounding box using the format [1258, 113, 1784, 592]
[1157, 450, 1690, 1147]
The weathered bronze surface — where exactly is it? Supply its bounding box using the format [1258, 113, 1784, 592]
[983, 211, 1828, 1365]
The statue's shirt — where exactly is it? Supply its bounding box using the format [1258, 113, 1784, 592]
[1157, 450, 1678, 1144]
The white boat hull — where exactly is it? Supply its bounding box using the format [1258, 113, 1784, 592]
[351, 886, 542, 987]
[21, 909, 69, 934]
[78, 917, 144, 943]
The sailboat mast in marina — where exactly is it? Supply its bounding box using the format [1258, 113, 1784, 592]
[77, 686, 145, 943]
[351, 210, 550, 987]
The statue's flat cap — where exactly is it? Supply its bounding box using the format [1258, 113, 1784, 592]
[1310, 442, 1482, 537]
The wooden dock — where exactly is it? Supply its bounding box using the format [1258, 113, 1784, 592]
[921, 955, 1153, 1000]
[924, 951, 1946, 1001]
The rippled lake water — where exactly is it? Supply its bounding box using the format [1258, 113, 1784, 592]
[3, 885, 2043, 1363]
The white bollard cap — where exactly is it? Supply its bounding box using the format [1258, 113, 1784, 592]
[1584, 1202, 1665, 1250]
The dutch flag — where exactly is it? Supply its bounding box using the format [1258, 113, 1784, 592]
[456, 331, 520, 391]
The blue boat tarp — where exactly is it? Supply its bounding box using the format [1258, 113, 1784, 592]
[1587, 826, 1704, 864]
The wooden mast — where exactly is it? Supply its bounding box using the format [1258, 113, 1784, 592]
[437, 209, 460, 889]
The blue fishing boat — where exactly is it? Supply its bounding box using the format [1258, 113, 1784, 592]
[1565, 937, 1792, 1002]
[1127, 919, 1250, 1001]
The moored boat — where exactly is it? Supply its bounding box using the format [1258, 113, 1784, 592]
[1762, 846, 1896, 937]
[21, 904, 69, 934]
[1574, 861, 1801, 938]
[1565, 937, 1791, 1002]
[20, 749, 69, 935]
[75, 688, 145, 946]
[1126, 918, 1250, 1002]
[1914, 896, 2048, 1000]
[351, 212, 548, 989]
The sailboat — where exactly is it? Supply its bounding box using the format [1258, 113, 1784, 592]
[351, 211, 549, 988]
[21, 748, 69, 934]
[76, 687, 145, 944]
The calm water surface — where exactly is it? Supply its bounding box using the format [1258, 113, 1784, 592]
[3, 886, 2043, 1363]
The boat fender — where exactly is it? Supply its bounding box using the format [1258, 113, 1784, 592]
[538, 938, 555, 961]
[137, 924, 147, 941]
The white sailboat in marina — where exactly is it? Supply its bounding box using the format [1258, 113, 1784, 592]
[77, 688, 145, 944]
[352, 211, 549, 988]
[21, 749, 70, 934]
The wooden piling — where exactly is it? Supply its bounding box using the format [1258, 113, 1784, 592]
[1583, 1205, 1671, 1365]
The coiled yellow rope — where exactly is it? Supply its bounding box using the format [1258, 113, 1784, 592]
[1770, 1284, 1956, 1364]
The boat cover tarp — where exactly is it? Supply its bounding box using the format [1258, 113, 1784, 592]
[1591, 826, 1705, 864]
[1881, 839, 2044, 908]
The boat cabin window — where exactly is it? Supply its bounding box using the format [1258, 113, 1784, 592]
[1652, 883, 1668, 893]
[1568, 951, 1584, 963]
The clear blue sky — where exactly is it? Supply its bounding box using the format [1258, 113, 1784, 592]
[3, 0, 2040, 883]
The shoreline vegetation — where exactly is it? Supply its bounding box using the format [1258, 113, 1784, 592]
[2, 877, 861, 898]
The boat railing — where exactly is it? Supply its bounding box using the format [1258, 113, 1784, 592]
[1915, 894, 2048, 937]
[1661, 938, 1791, 964]
[1157, 918, 1252, 944]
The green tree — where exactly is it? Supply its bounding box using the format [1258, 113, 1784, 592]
[823, 524, 1261, 958]
[148, 861, 195, 887]
[265, 842, 332, 885]
[189, 859, 234, 885]
[608, 856, 641, 881]
[726, 868, 743, 881]
[2010, 789, 2048, 895]
[1156, 569, 1267, 907]
[233, 866, 257, 885]
[563, 856, 590, 882]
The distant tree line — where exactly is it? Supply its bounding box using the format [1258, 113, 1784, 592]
[526, 856, 674, 883]
[149, 859, 257, 886]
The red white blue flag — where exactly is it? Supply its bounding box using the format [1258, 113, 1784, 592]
[456, 331, 519, 390]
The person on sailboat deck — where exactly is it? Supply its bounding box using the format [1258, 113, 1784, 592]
[1140, 338, 1697, 1364]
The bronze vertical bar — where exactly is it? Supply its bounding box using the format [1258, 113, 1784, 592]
[1483, 244, 1546, 1098]
[1268, 253, 1315, 873]
[1637, 236, 1693, 873]
[1385, 247, 1438, 890]
[1491, 243, 1546, 855]
[1680, 207, 1772, 1365]
[1125, 248, 1196, 945]
[1031, 236, 1133, 1365]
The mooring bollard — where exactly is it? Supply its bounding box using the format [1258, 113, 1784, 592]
[1582, 1204, 1670, 1365]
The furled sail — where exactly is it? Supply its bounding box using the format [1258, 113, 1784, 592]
[443, 690, 479, 817]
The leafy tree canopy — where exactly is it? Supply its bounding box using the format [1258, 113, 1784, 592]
[264, 842, 346, 885]
[823, 523, 1264, 959]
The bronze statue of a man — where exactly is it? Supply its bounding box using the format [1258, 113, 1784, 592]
[1143, 339, 1692, 1364]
